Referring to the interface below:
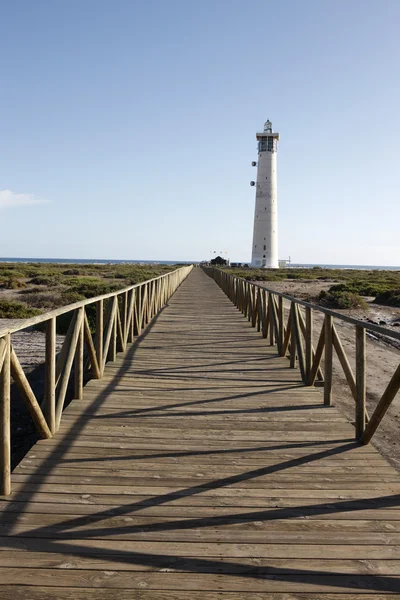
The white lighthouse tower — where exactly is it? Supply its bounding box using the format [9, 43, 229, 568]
[251, 120, 279, 268]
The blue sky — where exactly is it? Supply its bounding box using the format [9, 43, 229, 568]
[1, 0, 399, 265]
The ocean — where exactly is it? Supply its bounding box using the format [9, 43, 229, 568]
[289, 263, 400, 271]
[0, 257, 399, 270]
[0, 257, 187, 266]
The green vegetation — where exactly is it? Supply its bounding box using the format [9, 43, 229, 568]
[223, 266, 399, 285]
[29, 276, 60, 286]
[0, 262, 179, 322]
[1, 277, 26, 290]
[374, 289, 400, 307]
[318, 290, 368, 310]
[0, 300, 41, 319]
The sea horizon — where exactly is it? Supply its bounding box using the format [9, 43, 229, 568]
[0, 257, 399, 271]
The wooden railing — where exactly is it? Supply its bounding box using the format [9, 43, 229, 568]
[203, 266, 400, 446]
[0, 265, 192, 495]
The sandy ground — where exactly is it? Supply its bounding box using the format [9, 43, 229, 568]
[0, 319, 65, 372]
[257, 279, 400, 472]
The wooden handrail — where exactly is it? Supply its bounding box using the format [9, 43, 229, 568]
[206, 268, 400, 341]
[203, 266, 400, 446]
[0, 265, 192, 495]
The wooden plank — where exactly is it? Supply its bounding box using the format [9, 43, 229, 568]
[1, 536, 400, 558]
[9, 481, 400, 498]
[0, 591, 398, 600]
[0, 590, 399, 600]
[0, 553, 400, 574]
[3, 500, 400, 519]
[0, 568, 399, 594]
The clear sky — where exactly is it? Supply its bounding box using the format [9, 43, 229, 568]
[1, 0, 399, 265]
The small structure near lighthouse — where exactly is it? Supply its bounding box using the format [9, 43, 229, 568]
[250, 120, 279, 268]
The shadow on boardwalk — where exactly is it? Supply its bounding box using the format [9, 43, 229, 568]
[1, 268, 400, 597]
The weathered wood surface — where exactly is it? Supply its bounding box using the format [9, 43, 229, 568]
[0, 267, 399, 598]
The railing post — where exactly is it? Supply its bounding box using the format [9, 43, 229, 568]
[96, 299, 104, 376]
[251, 287, 257, 327]
[305, 306, 313, 385]
[110, 307, 117, 362]
[269, 293, 274, 346]
[150, 281, 155, 319]
[127, 290, 135, 344]
[0, 334, 11, 496]
[135, 288, 142, 336]
[278, 296, 284, 355]
[356, 325, 366, 439]
[74, 307, 84, 399]
[290, 304, 296, 367]
[324, 314, 333, 405]
[122, 291, 128, 342]
[293, 304, 306, 382]
[45, 318, 56, 433]
[262, 289, 268, 339]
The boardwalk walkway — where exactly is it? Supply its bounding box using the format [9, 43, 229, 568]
[1, 267, 400, 598]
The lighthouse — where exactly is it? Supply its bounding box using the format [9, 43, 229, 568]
[251, 120, 279, 269]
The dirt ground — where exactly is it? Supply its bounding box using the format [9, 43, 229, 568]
[258, 279, 400, 472]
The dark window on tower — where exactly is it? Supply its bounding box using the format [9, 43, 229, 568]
[259, 137, 275, 152]
[263, 245, 266, 251]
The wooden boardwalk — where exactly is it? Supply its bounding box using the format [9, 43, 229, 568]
[1, 267, 400, 598]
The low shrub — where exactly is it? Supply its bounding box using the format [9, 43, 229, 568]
[328, 282, 391, 297]
[60, 290, 86, 305]
[318, 290, 368, 309]
[62, 269, 81, 276]
[29, 276, 59, 287]
[374, 289, 400, 307]
[70, 281, 122, 298]
[0, 300, 41, 319]
[0, 269, 26, 279]
[20, 290, 62, 310]
[1, 277, 26, 289]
